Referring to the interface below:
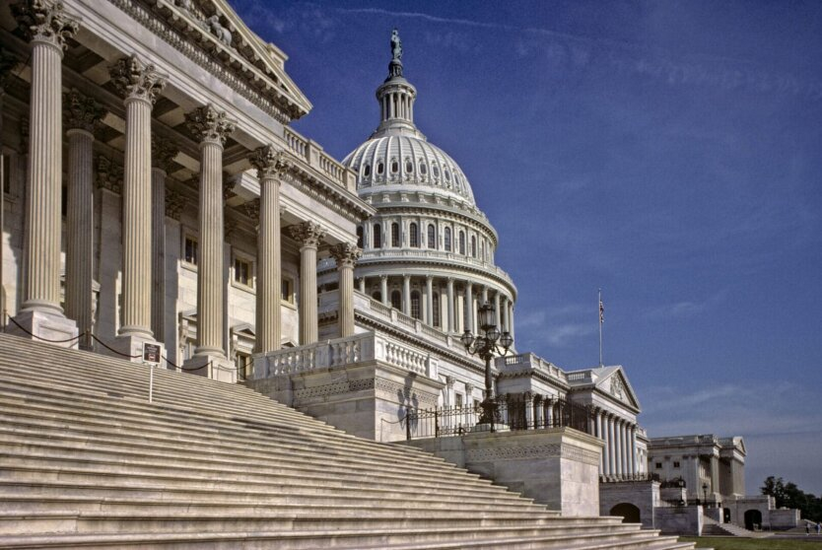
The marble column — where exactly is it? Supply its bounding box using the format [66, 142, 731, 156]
[150, 137, 178, 347]
[446, 278, 455, 333]
[402, 275, 411, 316]
[629, 424, 637, 475]
[599, 412, 609, 474]
[184, 104, 236, 378]
[493, 291, 501, 332]
[508, 301, 515, 341]
[11, 0, 79, 344]
[64, 89, 104, 349]
[250, 145, 287, 353]
[608, 415, 616, 475]
[501, 295, 510, 333]
[358, 278, 366, 294]
[533, 395, 544, 427]
[380, 275, 389, 306]
[425, 276, 433, 326]
[545, 398, 553, 427]
[481, 286, 489, 305]
[0, 49, 19, 323]
[288, 222, 324, 345]
[330, 242, 361, 338]
[109, 55, 167, 356]
[464, 282, 473, 333]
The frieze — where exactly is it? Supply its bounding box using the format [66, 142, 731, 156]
[293, 378, 375, 401]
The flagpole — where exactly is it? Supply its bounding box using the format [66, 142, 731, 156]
[598, 288, 603, 367]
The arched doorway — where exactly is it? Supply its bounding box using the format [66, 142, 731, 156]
[610, 503, 641, 524]
[723, 508, 731, 523]
[744, 509, 762, 531]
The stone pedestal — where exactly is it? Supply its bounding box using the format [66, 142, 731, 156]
[7, 310, 78, 349]
[184, 354, 236, 383]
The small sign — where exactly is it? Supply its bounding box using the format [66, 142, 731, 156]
[143, 342, 162, 366]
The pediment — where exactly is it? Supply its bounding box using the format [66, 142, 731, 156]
[153, 0, 312, 120]
[596, 368, 641, 411]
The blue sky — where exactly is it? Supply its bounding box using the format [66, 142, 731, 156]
[230, 1, 822, 495]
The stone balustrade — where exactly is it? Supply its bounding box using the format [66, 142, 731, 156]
[255, 331, 437, 379]
[497, 353, 568, 384]
[283, 127, 356, 192]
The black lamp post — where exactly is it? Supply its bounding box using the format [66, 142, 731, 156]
[460, 301, 513, 432]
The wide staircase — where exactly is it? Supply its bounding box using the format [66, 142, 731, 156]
[702, 515, 772, 538]
[0, 334, 699, 549]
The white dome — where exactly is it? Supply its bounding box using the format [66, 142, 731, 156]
[343, 135, 476, 205]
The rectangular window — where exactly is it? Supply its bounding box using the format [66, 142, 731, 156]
[655, 462, 662, 469]
[234, 257, 252, 287]
[455, 393, 463, 408]
[184, 236, 198, 265]
[2, 154, 10, 194]
[281, 278, 293, 303]
[673, 461, 681, 468]
[235, 352, 252, 381]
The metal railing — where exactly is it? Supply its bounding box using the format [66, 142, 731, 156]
[403, 394, 594, 440]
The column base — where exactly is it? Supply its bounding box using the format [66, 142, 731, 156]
[7, 310, 79, 349]
[184, 353, 236, 383]
[110, 332, 160, 364]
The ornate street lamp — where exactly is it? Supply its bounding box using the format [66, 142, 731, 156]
[460, 301, 513, 432]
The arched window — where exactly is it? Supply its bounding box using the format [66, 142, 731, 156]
[405, 159, 413, 173]
[419, 163, 427, 175]
[373, 223, 382, 249]
[433, 165, 440, 178]
[391, 290, 402, 310]
[356, 226, 363, 248]
[481, 240, 485, 261]
[444, 227, 452, 252]
[409, 223, 419, 248]
[391, 222, 400, 247]
[411, 290, 421, 320]
[471, 235, 477, 258]
[459, 231, 466, 255]
[372, 291, 382, 302]
[391, 159, 399, 173]
[363, 164, 371, 177]
[376, 161, 384, 175]
[432, 292, 441, 328]
[427, 224, 436, 249]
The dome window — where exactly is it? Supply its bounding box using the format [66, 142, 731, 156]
[363, 164, 371, 177]
[391, 159, 399, 173]
[411, 290, 421, 320]
[445, 170, 451, 181]
[433, 165, 440, 178]
[377, 162, 384, 175]
[444, 227, 452, 252]
[405, 160, 414, 173]
[356, 226, 364, 248]
[459, 231, 466, 255]
[373, 224, 382, 248]
[391, 290, 401, 310]
[419, 163, 427, 175]
[409, 223, 419, 248]
[427, 224, 436, 249]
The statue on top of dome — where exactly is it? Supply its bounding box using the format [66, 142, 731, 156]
[391, 28, 403, 62]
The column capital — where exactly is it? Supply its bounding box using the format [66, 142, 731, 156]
[64, 88, 106, 134]
[330, 242, 362, 268]
[380, 274, 388, 281]
[109, 55, 167, 104]
[288, 221, 325, 249]
[445, 375, 455, 389]
[165, 189, 185, 220]
[151, 136, 179, 172]
[250, 144, 290, 180]
[185, 104, 236, 146]
[11, 0, 78, 51]
[0, 48, 21, 91]
[465, 383, 474, 394]
[242, 198, 260, 222]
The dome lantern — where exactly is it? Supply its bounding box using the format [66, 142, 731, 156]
[373, 29, 421, 139]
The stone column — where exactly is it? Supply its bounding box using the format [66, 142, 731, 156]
[464, 282, 473, 333]
[380, 275, 389, 306]
[599, 411, 609, 474]
[330, 242, 361, 338]
[402, 275, 411, 316]
[608, 415, 616, 475]
[358, 278, 366, 294]
[109, 55, 167, 356]
[508, 301, 515, 341]
[533, 395, 544, 427]
[446, 278, 455, 333]
[425, 276, 433, 326]
[0, 49, 19, 323]
[10, 0, 79, 344]
[481, 286, 489, 305]
[63, 89, 104, 349]
[493, 291, 502, 331]
[150, 137, 178, 347]
[250, 145, 287, 353]
[501, 295, 510, 333]
[184, 104, 236, 378]
[709, 455, 720, 496]
[288, 222, 325, 345]
[630, 425, 638, 475]
[544, 398, 553, 427]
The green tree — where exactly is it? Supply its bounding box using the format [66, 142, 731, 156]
[762, 476, 822, 522]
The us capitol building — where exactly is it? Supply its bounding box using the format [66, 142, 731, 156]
[0, 0, 795, 535]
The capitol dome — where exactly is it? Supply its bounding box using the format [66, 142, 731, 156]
[320, 30, 516, 341]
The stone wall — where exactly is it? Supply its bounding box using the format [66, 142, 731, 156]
[599, 480, 659, 529]
[404, 428, 603, 517]
[655, 505, 703, 536]
[769, 509, 800, 530]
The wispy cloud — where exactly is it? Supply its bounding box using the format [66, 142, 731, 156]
[644, 289, 727, 320]
[517, 304, 599, 349]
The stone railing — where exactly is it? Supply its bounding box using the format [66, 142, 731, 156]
[254, 331, 438, 379]
[497, 353, 568, 384]
[283, 127, 356, 192]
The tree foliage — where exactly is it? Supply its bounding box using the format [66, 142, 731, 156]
[761, 476, 822, 522]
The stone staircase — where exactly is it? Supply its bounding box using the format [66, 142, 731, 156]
[702, 515, 772, 538]
[0, 334, 699, 549]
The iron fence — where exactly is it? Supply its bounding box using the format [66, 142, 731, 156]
[403, 394, 595, 440]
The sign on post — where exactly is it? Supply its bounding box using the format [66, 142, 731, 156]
[143, 342, 163, 403]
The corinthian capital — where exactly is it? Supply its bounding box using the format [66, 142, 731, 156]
[11, 0, 78, 50]
[329, 242, 362, 268]
[185, 104, 236, 146]
[109, 55, 167, 104]
[64, 88, 106, 133]
[288, 221, 325, 249]
[250, 145, 290, 180]
[151, 136, 179, 172]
